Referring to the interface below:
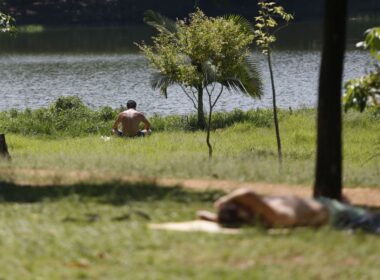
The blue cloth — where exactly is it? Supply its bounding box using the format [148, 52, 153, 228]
[317, 197, 380, 235]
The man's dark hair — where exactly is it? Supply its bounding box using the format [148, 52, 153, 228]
[127, 100, 137, 109]
[217, 203, 254, 228]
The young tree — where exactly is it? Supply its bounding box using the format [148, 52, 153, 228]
[142, 10, 206, 129]
[138, 10, 262, 157]
[313, 0, 348, 200]
[253, 1, 293, 167]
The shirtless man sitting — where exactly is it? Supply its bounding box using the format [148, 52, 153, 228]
[112, 100, 151, 137]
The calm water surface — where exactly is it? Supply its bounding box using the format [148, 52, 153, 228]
[0, 20, 378, 116]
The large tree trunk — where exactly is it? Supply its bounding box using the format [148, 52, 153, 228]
[0, 134, 11, 160]
[197, 85, 206, 129]
[314, 0, 347, 199]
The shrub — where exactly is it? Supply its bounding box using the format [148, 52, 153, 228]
[1, 96, 278, 137]
[52, 96, 86, 112]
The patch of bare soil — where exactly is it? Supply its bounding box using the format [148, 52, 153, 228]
[1, 167, 380, 207]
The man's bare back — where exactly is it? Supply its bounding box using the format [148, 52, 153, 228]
[198, 188, 329, 228]
[197, 188, 380, 234]
[112, 100, 151, 137]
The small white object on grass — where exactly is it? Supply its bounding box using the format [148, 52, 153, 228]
[100, 136, 111, 142]
[149, 220, 240, 234]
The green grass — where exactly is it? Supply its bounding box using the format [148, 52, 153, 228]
[0, 181, 379, 280]
[0, 98, 379, 278]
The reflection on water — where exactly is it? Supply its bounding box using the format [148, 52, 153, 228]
[276, 19, 380, 50]
[0, 51, 373, 115]
[0, 20, 378, 54]
[0, 20, 379, 114]
[0, 26, 154, 54]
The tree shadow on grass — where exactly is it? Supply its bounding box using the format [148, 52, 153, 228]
[0, 180, 224, 205]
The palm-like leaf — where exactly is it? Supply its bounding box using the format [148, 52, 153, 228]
[144, 10, 177, 35]
[150, 72, 177, 98]
[223, 14, 255, 34]
[233, 55, 263, 98]
[202, 55, 262, 98]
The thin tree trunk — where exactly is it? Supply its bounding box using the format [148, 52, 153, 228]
[206, 105, 213, 159]
[0, 134, 11, 160]
[197, 85, 206, 129]
[267, 50, 282, 167]
[314, 0, 347, 199]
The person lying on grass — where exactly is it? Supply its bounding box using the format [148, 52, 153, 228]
[197, 188, 380, 234]
[112, 100, 152, 137]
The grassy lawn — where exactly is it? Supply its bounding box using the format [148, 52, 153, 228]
[0, 108, 379, 279]
[0, 181, 379, 280]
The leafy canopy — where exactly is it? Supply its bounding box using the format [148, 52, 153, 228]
[254, 1, 293, 54]
[138, 9, 261, 97]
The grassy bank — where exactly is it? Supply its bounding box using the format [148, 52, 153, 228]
[0, 99, 379, 186]
[0, 96, 273, 137]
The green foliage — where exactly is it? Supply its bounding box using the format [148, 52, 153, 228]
[344, 27, 380, 112]
[0, 11, 15, 33]
[344, 67, 380, 112]
[52, 96, 86, 112]
[254, 1, 294, 54]
[143, 10, 178, 36]
[138, 9, 262, 99]
[98, 106, 117, 122]
[253, 1, 293, 165]
[139, 9, 263, 157]
[357, 27, 380, 60]
[0, 97, 273, 137]
[0, 97, 107, 136]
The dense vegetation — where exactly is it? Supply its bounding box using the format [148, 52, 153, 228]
[0, 96, 273, 137]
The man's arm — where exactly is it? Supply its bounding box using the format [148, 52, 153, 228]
[112, 114, 122, 135]
[141, 114, 151, 130]
[215, 188, 281, 227]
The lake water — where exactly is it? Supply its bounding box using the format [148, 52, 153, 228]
[0, 20, 378, 116]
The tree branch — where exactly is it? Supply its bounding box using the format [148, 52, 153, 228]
[180, 85, 198, 110]
[212, 85, 224, 108]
